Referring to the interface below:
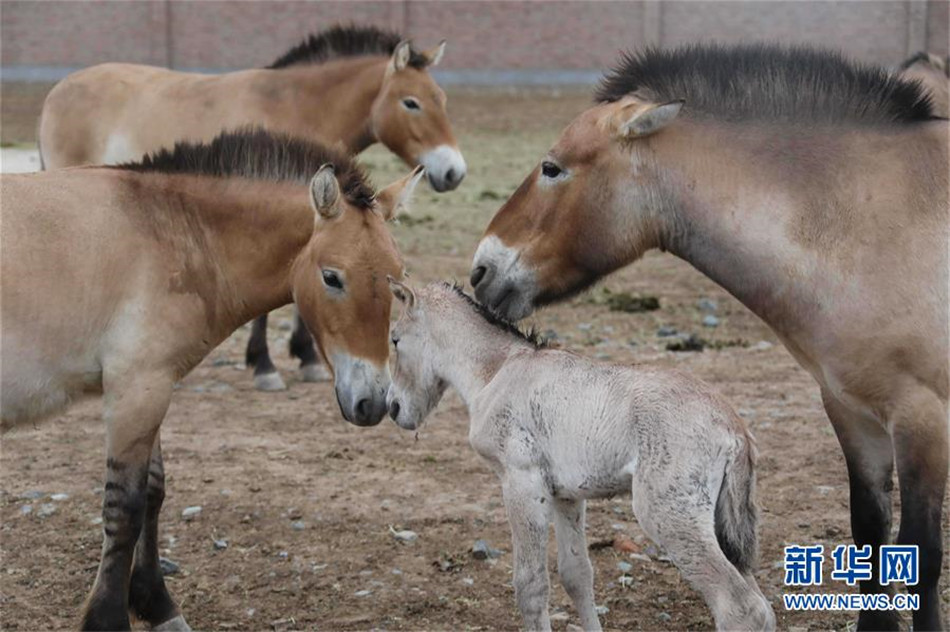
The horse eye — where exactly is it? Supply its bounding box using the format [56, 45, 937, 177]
[541, 161, 562, 178]
[322, 270, 344, 290]
[402, 98, 421, 111]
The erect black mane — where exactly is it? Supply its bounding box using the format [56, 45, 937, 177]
[267, 24, 427, 70]
[444, 282, 547, 348]
[118, 128, 375, 210]
[596, 43, 935, 125]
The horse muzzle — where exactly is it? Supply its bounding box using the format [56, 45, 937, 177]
[470, 235, 538, 321]
[331, 354, 390, 426]
[419, 145, 466, 192]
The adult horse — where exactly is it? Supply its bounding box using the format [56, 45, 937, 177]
[38, 24, 465, 390]
[471, 45, 947, 631]
[1, 129, 420, 630]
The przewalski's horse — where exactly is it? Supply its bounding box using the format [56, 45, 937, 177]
[471, 45, 948, 631]
[899, 52, 950, 118]
[1, 129, 418, 630]
[38, 25, 465, 391]
[385, 281, 773, 632]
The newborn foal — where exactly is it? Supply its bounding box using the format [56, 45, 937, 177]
[385, 281, 774, 632]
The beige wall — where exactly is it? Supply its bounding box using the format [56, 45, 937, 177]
[2, 0, 947, 77]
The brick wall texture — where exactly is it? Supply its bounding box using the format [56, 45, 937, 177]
[2, 0, 948, 72]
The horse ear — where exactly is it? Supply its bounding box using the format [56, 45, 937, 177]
[375, 165, 425, 220]
[612, 99, 684, 139]
[387, 275, 416, 310]
[309, 164, 342, 221]
[420, 40, 446, 67]
[390, 40, 412, 72]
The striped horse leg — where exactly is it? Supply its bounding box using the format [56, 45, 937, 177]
[81, 374, 174, 631]
[129, 436, 189, 630]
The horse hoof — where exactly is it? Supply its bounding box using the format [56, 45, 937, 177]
[153, 615, 192, 631]
[300, 364, 332, 383]
[254, 372, 287, 391]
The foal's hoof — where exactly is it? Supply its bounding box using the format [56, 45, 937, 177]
[254, 371, 287, 391]
[153, 615, 192, 631]
[300, 363, 332, 383]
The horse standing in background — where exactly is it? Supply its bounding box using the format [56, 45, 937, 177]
[2, 129, 421, 630]
[39, 25, 466, 391]
[471, 45, 948, 631]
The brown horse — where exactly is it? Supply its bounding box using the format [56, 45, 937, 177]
[1, 129, 419, 630]
[899, 52, 950, 118]
[38, 25, 464, 391]
[471, 45, 947, 631]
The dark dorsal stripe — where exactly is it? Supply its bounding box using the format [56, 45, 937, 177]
[597, 43, 935, 125]
[444, 283, 546, 348]
[267, 24, 427, 70]
[118, 128, 375, 210]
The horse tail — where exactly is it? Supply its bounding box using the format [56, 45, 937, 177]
[714, 430, 759, 574]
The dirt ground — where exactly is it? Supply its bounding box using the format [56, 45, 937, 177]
[1, 83, 947, 631]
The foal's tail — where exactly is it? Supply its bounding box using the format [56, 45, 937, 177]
[714, 432, 759, 574]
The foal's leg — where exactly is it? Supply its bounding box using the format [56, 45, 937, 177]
[822, 390, 900, 631]
[552, 498, 601, 632]
[129, 436, 190, 630]
[892, 390, 947, 631]
[630, 478, 773, 631]
[245, 313, 286, 391]
[503, 468, 553, 632]
[289, 307, 330, 383]
[82, 374, 174, 631]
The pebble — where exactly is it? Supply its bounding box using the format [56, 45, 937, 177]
[278, 551, 289, 559]
[550, 612, 570, 622]
[354, 589, 372, 597]
[159, 557, 180, 576]
[19, 505, 32, 515]
[37, 503, 56, 517]
[595, 605, 609, 616]
[287, 508, 303, 520]
[702, 314, 720, 328]
[49, 493, 69, 501]
[657, 326, 678, 337]
[390, 527, 418, 543]
[617, 561, 633, 573]
[752, 340, 774, 351]
[461, 577, 474, 586]
[472, 539, 502, 560]
[628, 553, 652, 563]
[697, 298, 718, 313]
[658, 612, 672, 622]
[291, 520, 306, 531]
[619, 575, 635, 588]
[577, 323, 593, 332]
[610, 523, 625, 531]
[18, 490, 43, 500]
[181, 506, 202, 520]
[213, 539, 228, 551]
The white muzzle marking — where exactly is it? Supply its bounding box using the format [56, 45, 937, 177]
[419, 145, 466, 192]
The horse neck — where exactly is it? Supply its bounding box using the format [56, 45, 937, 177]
[427, 299, 527, 407]
[148, 175, 312, 337]
[265, 58, 387, 153]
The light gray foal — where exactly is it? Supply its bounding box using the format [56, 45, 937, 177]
[385, 281, 775, 632]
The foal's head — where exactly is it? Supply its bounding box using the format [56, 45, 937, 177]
[292, 164, 422, 426]
[383, 280, 449, 431]
[371, 40, 467, 192]
[470, 97, 683, 320]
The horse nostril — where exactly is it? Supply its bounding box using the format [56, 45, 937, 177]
[389, 400, 401, 421]
[470, 266, 487, 288]
[356, 398, 371, 420]
[445, 168, 456, 185]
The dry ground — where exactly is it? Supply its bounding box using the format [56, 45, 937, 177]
[1, 83, 947, 631]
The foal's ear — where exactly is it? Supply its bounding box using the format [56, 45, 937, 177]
[611, 99, 684, 139]
[391, 40, 412, 72]
[375, 165, 426, 221]
[309, 164, 342, 221]
[420, 40, 446, 67]
[387, 275, 416, 310]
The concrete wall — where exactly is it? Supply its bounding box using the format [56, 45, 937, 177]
[2, 0, 947, 82]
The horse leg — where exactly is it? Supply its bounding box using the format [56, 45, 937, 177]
[502, 468, 553, 632]
[892, 389, 947, 631]
[245, 313, 286, 391]
[289, 307, 330, 383]
[128, 435, 190, 630]
[81, 373, 173, 631]
[552, 498, 601, 632]
[629, 474, 773, 631]
[822, 390, 900, 631]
